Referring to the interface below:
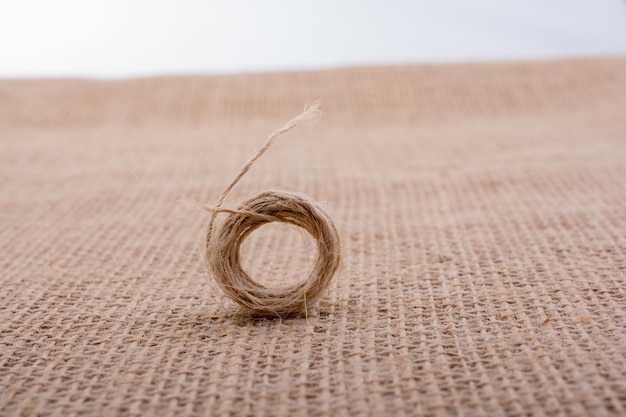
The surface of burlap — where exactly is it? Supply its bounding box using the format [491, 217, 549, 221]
[1, 57, 625, 416]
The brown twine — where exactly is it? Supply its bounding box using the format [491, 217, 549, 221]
[203, 101, 341, 318]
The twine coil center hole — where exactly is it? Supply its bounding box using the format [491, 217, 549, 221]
[241, 222, 317, 290]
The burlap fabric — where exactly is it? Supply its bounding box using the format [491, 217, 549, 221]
[1, 57, 625, 416]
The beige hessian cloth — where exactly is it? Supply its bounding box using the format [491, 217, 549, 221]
[1, 57, 625, 416]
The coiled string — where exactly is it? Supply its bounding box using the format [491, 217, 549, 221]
[204, 102, 341, 317]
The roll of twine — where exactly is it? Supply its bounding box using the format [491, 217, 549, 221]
[203, 102, 341, 318]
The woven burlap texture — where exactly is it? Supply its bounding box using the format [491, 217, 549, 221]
[1, 57, 625, 417]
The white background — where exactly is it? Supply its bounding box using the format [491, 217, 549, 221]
[1, 0, 625, 78]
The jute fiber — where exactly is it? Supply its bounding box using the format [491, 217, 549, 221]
[1, 57, 625, 416]
[204, 101, 341, 318]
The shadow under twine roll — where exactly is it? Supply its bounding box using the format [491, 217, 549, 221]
[203, 102, 341, 318]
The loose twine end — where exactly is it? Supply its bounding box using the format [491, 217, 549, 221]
[205, 101, 341, 318]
